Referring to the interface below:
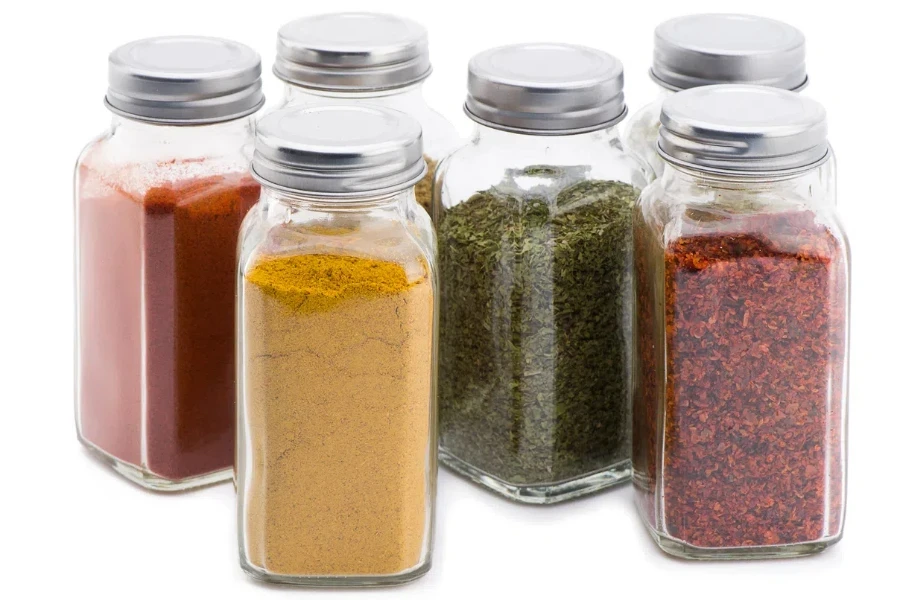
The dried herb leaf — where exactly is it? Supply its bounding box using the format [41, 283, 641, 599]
[438, 167, 638, 485]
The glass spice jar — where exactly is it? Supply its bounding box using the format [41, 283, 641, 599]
[75, 36, 264, 490]
[237, 105, 437, 586]
[435, 44, 649, 504]
[272, 12, 460, 215]
[633, 85, 848, 559]
[624, 14, 809, 180]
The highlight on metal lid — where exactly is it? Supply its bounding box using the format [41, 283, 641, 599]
[105, 36, 264, 125]
[658, 84, 829, 175]
[651, 14, 808, 92]
[274, 12, 432, 91]
[464, 43, 627, 135]
[251, 105, 426, 197]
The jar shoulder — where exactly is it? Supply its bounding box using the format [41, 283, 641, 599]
[636, 173, 849, 257]
[437, 134, 649, 211]
[75, 129, 114, 167]
[624, 99, 664, 142]
[76, 120, 256, 199]
[239, 196, 436, 281]
[79, 118, 255, 171]
[623, 100, 666, 178]
[408, 104, 461, 156]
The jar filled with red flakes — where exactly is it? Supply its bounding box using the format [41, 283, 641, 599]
[633, 85, 848, 559]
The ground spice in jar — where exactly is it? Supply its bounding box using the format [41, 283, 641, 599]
[438, 166, 638, 486]
[414, 155, 437, 214]
[241, 244, 434, 576]
[633, 208, 846, 548]
[78, 167, 258, 481]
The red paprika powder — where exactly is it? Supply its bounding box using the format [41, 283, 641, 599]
[75, 34, 264, 490]
[77, 164, 258, 487]
[633, 208, 847, 556]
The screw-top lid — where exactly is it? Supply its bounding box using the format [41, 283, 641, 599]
[274, 12, 432, 91]
[651, 14, 808, 92]
[105, 36, 264, 125]
[252, 105, 426, 197]
[658, 85, 829, 175]
[464, 43, 627, 135]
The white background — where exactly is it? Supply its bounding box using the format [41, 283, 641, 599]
[1, 0, 895, 598]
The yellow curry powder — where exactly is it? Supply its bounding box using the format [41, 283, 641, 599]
[241, 252, 435, 576]
[246, 254, 416, 313]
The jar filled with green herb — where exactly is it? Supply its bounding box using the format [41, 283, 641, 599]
[435, 43, 649, 503]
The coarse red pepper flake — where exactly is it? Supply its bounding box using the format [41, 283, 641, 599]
[634, 209, 847, 550]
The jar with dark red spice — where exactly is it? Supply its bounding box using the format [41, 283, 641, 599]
[75, 37, 264, 490]
[633, 85, 847, 559]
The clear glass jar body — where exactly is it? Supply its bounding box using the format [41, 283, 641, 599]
[632, 158, 848, 559]
[435, 123, 649, 503]
[75, 115, 259, 491]
[277, 83, 460, 215]
[236, 186, 438, 585]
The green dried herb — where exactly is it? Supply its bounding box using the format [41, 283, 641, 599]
[438, 166, 638, 485]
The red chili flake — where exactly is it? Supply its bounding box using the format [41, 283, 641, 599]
[633, 209, 847, 549]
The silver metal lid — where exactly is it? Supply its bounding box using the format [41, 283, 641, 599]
[252, 105, 426, 197]
[651, 14, 808, 92]
[105, 36, 264, 125]
[658, 85, 829, 175]
[274, 12, 432, 91]
[464, 43, 627, 135]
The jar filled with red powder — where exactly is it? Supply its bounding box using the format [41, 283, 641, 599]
[633, 85, 848, 559]
[75, 36, 264, 490]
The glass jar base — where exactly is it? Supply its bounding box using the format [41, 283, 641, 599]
[239, 555, 432, 587]
[79, 436, 233, 492]
[439, 449, 631, 504]
[643, 522, 841, 560]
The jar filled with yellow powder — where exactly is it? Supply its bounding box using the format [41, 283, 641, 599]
[237, 105, 438, 586]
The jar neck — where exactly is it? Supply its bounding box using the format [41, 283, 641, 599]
[110, 113, 255, 141]
[282, 82, 426, 106]
[662, 160, 812, 185]
[262, 185, 416, 213]
[471, 122, 623, 148]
